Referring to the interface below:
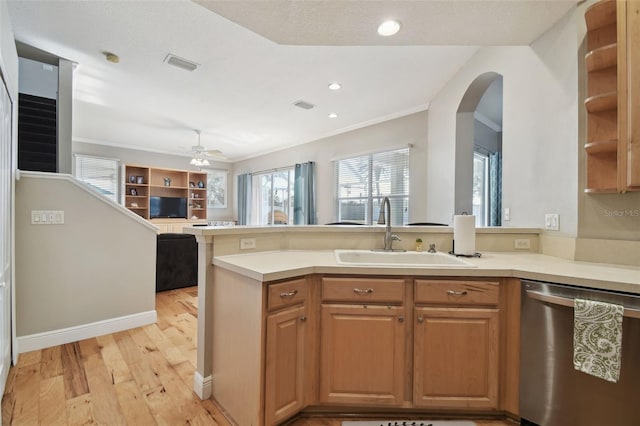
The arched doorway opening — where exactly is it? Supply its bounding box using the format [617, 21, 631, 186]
[455, 72, 503, 226]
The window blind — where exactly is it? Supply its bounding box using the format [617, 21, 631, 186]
[74, 154, 119, 203]
[334, 147, 409, 225]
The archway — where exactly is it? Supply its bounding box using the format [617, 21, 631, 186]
[455, 72, 503, 226]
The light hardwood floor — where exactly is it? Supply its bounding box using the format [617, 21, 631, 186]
[2, 287, 515, 426]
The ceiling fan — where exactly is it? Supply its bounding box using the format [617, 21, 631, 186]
[190, 130, 225, 166]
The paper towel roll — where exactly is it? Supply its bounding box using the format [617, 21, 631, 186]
[453, 215, 476, 255]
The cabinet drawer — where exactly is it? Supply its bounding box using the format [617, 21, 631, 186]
[415, 280, 499, 306]
[267, 279, 306, 311]
[322, 277, 405, 304]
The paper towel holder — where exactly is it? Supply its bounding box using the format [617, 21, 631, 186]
[452, 212, 480, 257]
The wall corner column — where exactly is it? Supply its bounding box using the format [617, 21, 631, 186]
[194, 234, 214, 399]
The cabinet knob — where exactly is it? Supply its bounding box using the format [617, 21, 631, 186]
[398, 316, 404, 323]
[300, 316, 307, 322]
[280, 290, 298, 298]
[353, 287, 374, 295]
[446, 290, 468, 296]
[417, 317, 424, 324]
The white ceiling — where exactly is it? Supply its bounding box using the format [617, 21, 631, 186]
[7, 0, 576, 162]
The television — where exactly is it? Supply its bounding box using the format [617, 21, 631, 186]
[150, 196, 187, 219]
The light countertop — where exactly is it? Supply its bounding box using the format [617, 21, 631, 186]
[213, 250, 640, 294]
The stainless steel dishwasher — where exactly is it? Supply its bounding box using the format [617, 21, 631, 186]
[520, 280, 640, 426]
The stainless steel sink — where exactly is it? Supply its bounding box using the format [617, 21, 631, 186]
[334, 250, 476, 268]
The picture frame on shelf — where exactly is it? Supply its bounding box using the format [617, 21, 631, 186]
[130, 188, 138, 196]
[207, 169, 228, 209]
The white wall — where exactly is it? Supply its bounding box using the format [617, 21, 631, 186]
[58, 59, 73, 174]
[17, 57, 58, 99]
[233, 110, 429, 225]
[454, 112, 474, 216]
[427, 8, 579, 235]
[15, 173, 157, 349]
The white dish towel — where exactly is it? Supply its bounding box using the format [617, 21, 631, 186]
[573, 298, 624, 383]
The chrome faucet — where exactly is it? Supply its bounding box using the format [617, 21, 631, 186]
[374, 196, 405, 252]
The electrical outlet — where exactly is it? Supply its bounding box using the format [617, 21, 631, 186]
[503, 208, 510, 222]
[545, 213, 560, 231]
[240, 238, 256, 250]
[514, 239, 531, 249]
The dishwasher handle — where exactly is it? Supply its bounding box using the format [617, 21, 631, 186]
[526, 289, 640, 319]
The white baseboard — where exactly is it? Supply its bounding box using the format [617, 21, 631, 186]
[193, 371, 212, 400]
[17, 310, 157, 353]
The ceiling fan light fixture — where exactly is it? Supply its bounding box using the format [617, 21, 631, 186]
[377, 20, 401, 37]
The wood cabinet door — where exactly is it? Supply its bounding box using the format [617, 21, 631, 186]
[265, 305, 306, 426]
[413, 307, 499, 409]
[320, 304, 405, 406]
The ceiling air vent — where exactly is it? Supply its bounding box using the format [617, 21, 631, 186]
[164, 54, 199, 72]
[293, 100, 315, 110]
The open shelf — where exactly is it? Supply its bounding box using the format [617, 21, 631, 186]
[585, 140, 618, 154]
[585, 0, 616, 30]
[586, 43, 617, 72]
[585, 92, 617, 112]
[123, 164, 208, 222]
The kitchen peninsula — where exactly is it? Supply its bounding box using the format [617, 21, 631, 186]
[183, 225, 640, 426]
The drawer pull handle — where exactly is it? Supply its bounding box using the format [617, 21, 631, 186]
[417, 317, 424, 324]
[398, 316, 404, 323]
[280, 290, 298, 298]
[446, 290, 468, 296]
[353, 287, 374, 295]
[300, 316, 307, 322]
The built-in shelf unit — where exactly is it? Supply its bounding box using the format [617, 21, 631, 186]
[123, 164, 208, 222]
[584, 0, 639, 193]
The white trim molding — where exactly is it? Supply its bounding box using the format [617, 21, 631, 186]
[17, 310, 157, 353]
[193, 372, 212, 399]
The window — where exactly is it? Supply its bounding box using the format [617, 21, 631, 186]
[472, 151, 489, 227]
[74, 154, 119, 203]
[251, 168, 294, 225]
[207, 169, 228, 208]
[335, 147, 409, 225]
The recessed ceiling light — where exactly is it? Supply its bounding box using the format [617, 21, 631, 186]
[377, 20, 401, 37]
[328, 112, 338, 119]
[328, 82, 342, 91]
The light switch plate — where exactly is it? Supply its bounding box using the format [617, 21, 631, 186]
[31, 210, 64, 225]
[545, 213, 559, 231]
